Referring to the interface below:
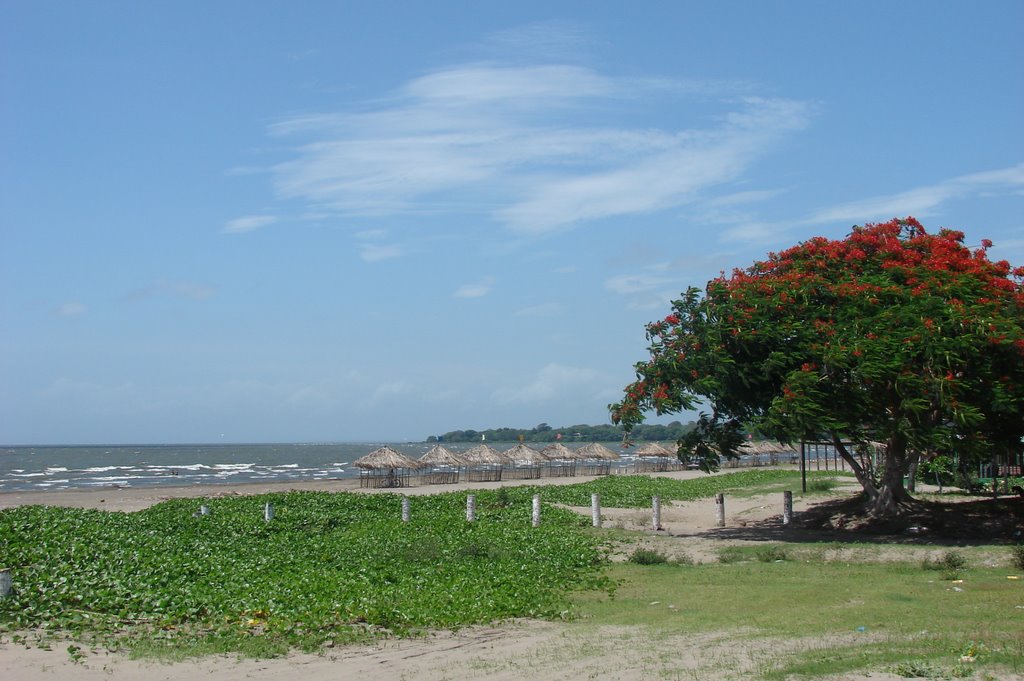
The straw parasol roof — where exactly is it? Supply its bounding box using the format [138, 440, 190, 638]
[418, 444, 466, 467]
[504, 443, 548, 465]
[576, 442, 621, 461]
[633, 442, 676, 458]
[353, 446, 422, 470]
[541, 442, 577, 460]
[739, 440, 798, 455]
[459, 444, 510, 465]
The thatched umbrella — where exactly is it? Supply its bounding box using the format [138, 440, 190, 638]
[633, 442, 676, 458]
[459, 444, 510, 466]
[504, 443, 548, 465]
[418, 444, 466, 467]
[576, 442, 621, 461]
[353, 446, 422, 470]
[540, 442, 576, 460]
[353, 446, 421, 488]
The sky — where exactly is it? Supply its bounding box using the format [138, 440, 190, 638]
[2, 1, 1022, 445]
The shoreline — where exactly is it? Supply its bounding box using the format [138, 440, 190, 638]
[0, 469, 723, 513]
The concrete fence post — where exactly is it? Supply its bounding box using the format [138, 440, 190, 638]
[783, 491, 793, 525]
[532, 494, 541, 528]
[715, 493, 725, 527]
[652, 496, 662, 531]
[466, 495, 476, 522]
[0, 569, 11, 599]
[401, 496, 411, 523]
[264, 502, 275, 522]
[591, 493, 601, 528]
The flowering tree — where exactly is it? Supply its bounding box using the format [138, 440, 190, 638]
[610, 218, 1024, 518]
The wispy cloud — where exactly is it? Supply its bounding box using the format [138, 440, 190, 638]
[354, 230, 406, 262]
[359, 243, 405, 262]
[55, 302, 87, 317]
[808, 163, 1024, 225]
[604, 269, 683, 310]
[126, 280, 216, 302]
[454, 278, 495, 298]
[492, 363, 602, 404]
[224, 215, 277, 233]
[514, 302, 562, 317]
[263, 57, 812, 235]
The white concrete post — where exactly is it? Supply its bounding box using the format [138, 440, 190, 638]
[783, 491, 793, 525]
[0, 569, 11, 598]
[591, 493, 601, 528]
[200, 505, 210, 516]
[466, 495, 476, 522]
[264, 502, 274, 522]
[532, 494, 541, 527]
[652, 495, 662, 531]
[401, 496, 411, 523]
[715, 493, 725, 527]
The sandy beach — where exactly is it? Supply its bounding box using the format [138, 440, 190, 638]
[1, 470, 1014, 681]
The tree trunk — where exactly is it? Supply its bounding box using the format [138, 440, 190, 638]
[833, 433, 915, 518]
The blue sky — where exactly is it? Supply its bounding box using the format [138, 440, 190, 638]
[2, 1, 1022, 445]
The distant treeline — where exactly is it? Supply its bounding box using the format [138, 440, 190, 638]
[426, 421, 695, 444]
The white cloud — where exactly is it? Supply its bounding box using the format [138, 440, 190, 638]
[492, 363, 602, 404]
[514, 302, 562, 317]
[126, 280, 216, 302]
[809, 163, 1024, 225]
[264, 63, 812, 234]
[604, 272, 677, 295]
[371, 380, 414, 404]
[454, 278, 495, 298]
[224, 215, 277, 233]
[359, 243, 405, 262]
[55, 302, 87, 317]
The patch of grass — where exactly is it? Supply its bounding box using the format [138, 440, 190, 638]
[574, 559, 1023, 679]
[510, 470, 843, 508]
[806, 477, 839, 493]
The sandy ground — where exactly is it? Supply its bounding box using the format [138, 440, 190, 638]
[0, 471, 1015, 680]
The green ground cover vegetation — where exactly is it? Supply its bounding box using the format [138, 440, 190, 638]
[1, 470, 1020, 678]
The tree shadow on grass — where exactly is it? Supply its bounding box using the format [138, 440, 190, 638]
[698, 494, 1024, 547]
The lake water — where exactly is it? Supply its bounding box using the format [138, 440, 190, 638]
[0, 442, 636, 492]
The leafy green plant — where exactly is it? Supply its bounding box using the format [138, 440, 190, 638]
[0, 491, 608, 654]
[627, 548, 669, 565]
[1010, 545, 1024, 571]
[756, 545, 789, 562]
[922, 551, 968, 579]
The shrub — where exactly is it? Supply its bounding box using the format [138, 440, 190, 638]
[922, 551, 968, 579]
[628, 548, 669, 565]
[1011, 545, 1024, 571]
[756, 545, 788, 562]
